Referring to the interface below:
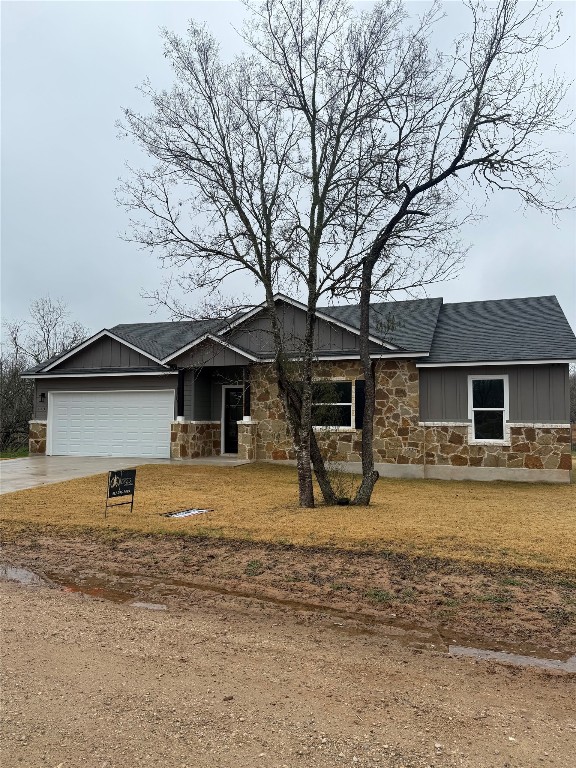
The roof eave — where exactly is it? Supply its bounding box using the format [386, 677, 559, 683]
[39, 329, 166, 372]
[161, 333, 259, 364]
[416, 357, 576, 367]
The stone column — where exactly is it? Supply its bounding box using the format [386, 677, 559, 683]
[29, 420, 47, 454]
[237, 420, 258, 461]
[171, 421, 221, 459]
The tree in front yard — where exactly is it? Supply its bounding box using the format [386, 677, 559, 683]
[119, 0, 570, 506]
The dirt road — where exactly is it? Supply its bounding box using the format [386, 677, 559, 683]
[2, 541, 575, 768]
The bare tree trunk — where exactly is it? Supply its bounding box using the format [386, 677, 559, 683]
[276, 358, 337, 506]
[275, 363, 316, 508]
[295, 435, 315, 508]
[353, 259, 379, 505]
[295, 305, 317, 508]
[310, 430, 337, 505]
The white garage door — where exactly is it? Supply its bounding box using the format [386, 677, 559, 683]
[48, 390, 175, 458]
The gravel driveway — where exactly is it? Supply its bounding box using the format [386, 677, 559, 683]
[2, 577, 574, 768]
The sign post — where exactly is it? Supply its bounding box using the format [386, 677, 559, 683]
[105, 469, 136, 518]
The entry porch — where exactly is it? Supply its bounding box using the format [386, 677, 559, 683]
[171, 364, 253, 459]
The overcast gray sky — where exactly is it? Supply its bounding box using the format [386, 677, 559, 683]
[2, 0, 575, 334]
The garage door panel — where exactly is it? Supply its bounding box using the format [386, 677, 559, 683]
[49, 390, 174, 458]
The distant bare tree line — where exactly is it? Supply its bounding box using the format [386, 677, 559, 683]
[0, 298, 88, 453]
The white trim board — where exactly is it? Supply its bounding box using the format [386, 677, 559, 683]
[256, 352, 428, 362]
[162, 333, 259, 364]
[23, 371, 174, 379]
[417, 359, 574, 367]
[507, 422, 571, 429]
[41, 329, 166, 371]
[420, 421, 570, 429]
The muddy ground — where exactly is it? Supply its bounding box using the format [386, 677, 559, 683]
[1, 533, 575, 767]
[2, 532, 575, 653]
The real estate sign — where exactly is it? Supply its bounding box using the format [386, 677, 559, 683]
[105, 469, 136, 517]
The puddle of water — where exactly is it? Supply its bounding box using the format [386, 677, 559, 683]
[3, 562, 573, 673]
[47, 574, 135, 604]
[0, 565, 45, 586]
[450, 645, 576, 674]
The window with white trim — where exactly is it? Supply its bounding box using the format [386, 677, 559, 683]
[311, 381, 353, 428]
[468, 375, 509, 442]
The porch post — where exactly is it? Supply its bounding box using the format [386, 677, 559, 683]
[176, 369, 185, 421]
[242, 366, 251, 418]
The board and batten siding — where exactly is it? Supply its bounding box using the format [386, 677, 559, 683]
[228, 303, 378, 356]
[419, 364, 570, 423]
[51, 336, 160, 370]
[171, 340, 252, 369]
[33, 375, 178, 420]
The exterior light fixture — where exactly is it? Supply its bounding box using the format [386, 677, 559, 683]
[40, 392, 46, 403]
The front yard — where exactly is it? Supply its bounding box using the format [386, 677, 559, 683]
[2, 462, 575, 575]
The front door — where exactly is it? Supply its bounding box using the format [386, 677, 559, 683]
[222, 386, 243, 454]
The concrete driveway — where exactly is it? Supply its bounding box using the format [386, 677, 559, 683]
[0, 455, 247, 494]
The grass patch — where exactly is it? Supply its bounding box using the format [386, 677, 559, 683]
[499, 577, 523, 587]
[0, 447, 28, 460]
[474, 593, 513, 604]
[364, 588, 394, 603]
[1, 462, 575, 574]
[245, 559, 266, 577]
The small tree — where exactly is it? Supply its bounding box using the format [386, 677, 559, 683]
[120, 0, 570, 506]
[0, 298, 88, 452]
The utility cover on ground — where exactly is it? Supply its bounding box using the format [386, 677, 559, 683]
[163, 509, 213, 518]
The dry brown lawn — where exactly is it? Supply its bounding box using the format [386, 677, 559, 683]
[1, 463, 575, 574]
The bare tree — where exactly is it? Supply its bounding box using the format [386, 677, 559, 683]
[120, 0, 570, 507]
[1, 298, 88, 452]
[351, 0, 571, 503]
[0, 353, 33, 454]
[6, 297, 88, 366]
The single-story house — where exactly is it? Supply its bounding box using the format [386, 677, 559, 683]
[23, 293, 576, 483]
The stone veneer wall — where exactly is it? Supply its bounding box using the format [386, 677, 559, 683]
[422, 425, 572, 471]
[248, 362, 571, 475]
[29, 420, 47, 454]
[249, 359, 423, 464]
[170, 421, 221, 459]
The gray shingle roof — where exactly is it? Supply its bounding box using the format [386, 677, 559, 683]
[110, 318, 225, 360]
[319, 297, 443, 353]
[23, 294, 576, 375]
[425, 295, 576, 364]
